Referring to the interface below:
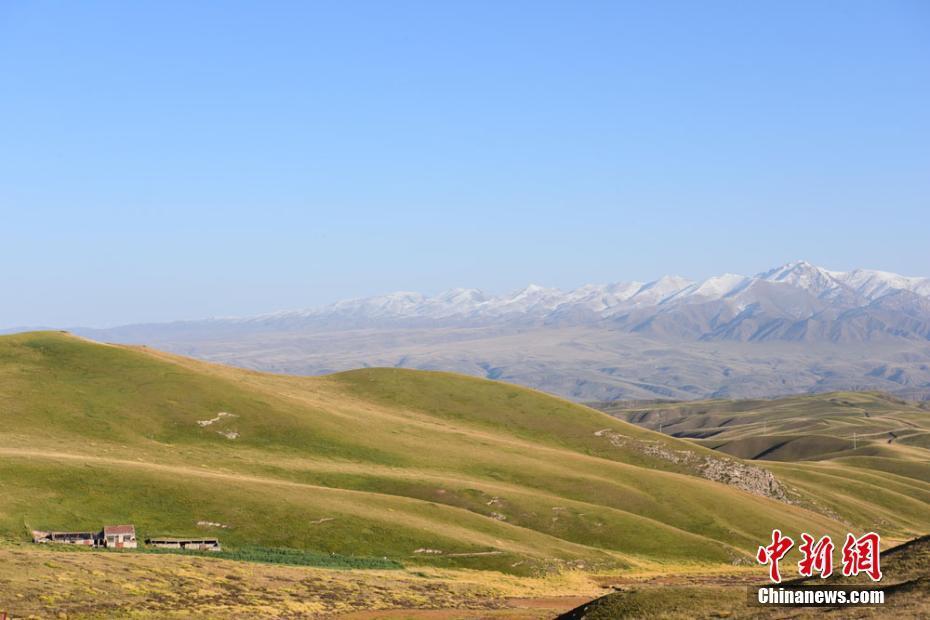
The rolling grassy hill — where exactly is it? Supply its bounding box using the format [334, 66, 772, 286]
[598, 392, 930, 461]
[599, 392, 930, 544]
[597, 392, 930, 476]
[0, 332, 928, 579]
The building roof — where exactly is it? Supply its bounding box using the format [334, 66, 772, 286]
[33, 530, 95, 538]
[103, 524, 135, 536]
[145, 537, 219, 543]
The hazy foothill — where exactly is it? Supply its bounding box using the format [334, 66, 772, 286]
[75, 261, 930, 402]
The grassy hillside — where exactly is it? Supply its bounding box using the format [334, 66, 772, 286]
[0, 331, 893, 576]
[598, 392, 930, 462]
[559, 534, 930, 619]
[598, 392, 930, 539]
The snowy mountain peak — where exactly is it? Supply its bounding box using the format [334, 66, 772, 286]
[654, 274, 693, 288]
[761, 260, 826, 281]
[606, 281, 644, 297]
[72, 261, 930, 404]
[433, 288, 488, 303]
[832, 269, 930, 300]
[758, 260, 843, 298]
[234, 261, 930, 338]
[685, 273, 750, 300]
[497, 284, 565, 314]
[517, 283, 552, 295]
[628, 275, 695, 306]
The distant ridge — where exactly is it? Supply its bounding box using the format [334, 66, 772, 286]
[82, 261, 930, 343]
[60, 261, 930, 403]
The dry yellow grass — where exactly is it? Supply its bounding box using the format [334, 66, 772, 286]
[0, 543, 603, 619]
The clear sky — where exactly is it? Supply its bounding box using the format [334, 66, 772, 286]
[1, 1, 928, 327]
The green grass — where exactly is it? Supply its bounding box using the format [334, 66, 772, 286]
[597, 391, 930, 541]
[141, 545, 403, 569]
[0, 331, 927, 575]
[598, 391, 930, 462]
[25, 540, 403, 570]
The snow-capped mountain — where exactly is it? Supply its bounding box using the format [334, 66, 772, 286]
[219, 261, 930, 343]
[69, 261, 930, 402]
[834, 268, 930, 300]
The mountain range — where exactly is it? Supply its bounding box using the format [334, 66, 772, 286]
[58, 261, 930, 402]
[208, 260, 930, 342]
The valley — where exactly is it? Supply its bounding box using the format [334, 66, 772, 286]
[598, 391, 930, 462]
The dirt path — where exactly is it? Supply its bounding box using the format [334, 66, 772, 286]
[0, 446, 370, 493]
[334, 570, 763, 619]
[336, 596, 593, 619]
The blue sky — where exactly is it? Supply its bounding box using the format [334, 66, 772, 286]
[1, 1, 928, 327]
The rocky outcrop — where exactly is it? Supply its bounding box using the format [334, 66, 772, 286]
[594, 429, 790, 503]
[697, 455, 787, 501]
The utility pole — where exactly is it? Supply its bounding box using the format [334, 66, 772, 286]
[657, 412, 663, 434]
[853, 432, 857, 450]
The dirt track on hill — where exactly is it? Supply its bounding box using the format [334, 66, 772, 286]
[336, 596, 592, 619]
